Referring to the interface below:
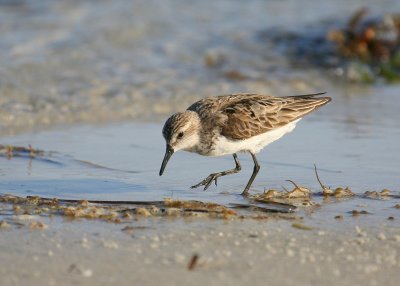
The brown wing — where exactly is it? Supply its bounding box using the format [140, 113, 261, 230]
[187, 93, 259, 115]
[217, 93, 331, 140]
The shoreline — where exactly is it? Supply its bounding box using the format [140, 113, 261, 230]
[1, 178, 399, 286]
[1, 213, 399, 286]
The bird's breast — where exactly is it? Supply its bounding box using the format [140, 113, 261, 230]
[208, 119, 301, 156]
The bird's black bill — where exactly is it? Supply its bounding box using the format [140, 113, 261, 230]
[159, 145, 174, 176]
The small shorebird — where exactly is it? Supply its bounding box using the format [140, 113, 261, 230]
[159, 92, 331, 196]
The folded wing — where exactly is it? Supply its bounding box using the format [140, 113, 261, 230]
[219, 93, 331, 140]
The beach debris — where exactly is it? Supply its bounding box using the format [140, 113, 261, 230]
[380, 189, 391, 196]
[394, 204, 400, 209]
[350, 210, 371, 216]
[135, 207, 152, 217]
[165, 208, 181, 216]
[388, 216, 395, 220]
[163, 198, 236, 216]
[332, 187, 354, 198]
[230, 202, 296, 214]
[250, 181, 315, 210]
[188, 254, 199, 271]
[0, 194, 244, 223]
[28, 221, 47, 229]
[334, 215, 343, 220]
[0, 144, 44, 159]
[121, 226, 134, 233]
[364, 189, 392, 199]
[13, 214, 36, 221]
[314, 165, 354, 198]
[120, 226, 148, 234]
[327, 8, 400, 82]
[285, 180, 311, 198]
[338, 9, 400, 81]
[262, 189, 280, 199]
[223, 70, 248, 81]
[13, 205, 21, 214]
[292, 222, 314, 231]
[254, 180, 311, 207]
[314, 164, 333, 195]
[0, 186, 397, 224]
[267, 8, 400, 83]
[63, 205, 118, 220]
[0, 220, 10, 229]
[78, 200, 89, 207]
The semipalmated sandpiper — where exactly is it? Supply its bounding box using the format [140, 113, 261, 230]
[159, 92, 331, 196]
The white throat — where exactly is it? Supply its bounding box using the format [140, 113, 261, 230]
[176, 133, 201, 152]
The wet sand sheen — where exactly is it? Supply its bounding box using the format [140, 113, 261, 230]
[0, 210, 399, 286]
[0, 1, 400, 285]
[0, 120, 398, 198]
[0, 117, 399, 225]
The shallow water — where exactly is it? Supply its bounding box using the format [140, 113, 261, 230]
[1, 0, 400, 222]
[0, 84, 399, 221]
[1, 105, 400, 223]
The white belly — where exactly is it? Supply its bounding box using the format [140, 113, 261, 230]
[209, 119, 300, 156]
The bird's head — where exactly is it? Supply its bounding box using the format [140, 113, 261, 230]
[159, 111, 201, 176]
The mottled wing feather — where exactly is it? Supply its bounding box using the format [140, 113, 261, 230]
[222, 94, 330, 140]
[188, 93, 258, 115]
[189, 93, 330, 140]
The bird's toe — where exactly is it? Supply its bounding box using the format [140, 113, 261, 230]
[191, 173, 219, 191]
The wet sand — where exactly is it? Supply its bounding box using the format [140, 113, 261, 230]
[1, 0, 400, 285]
[1, 81, 400, 286]
[1, 217, 399, 286]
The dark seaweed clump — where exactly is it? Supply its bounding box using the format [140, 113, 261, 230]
[265, 8, 400, 83]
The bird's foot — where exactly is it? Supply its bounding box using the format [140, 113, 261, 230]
[241, 189, 250, 197]
[191, 173, 220, 191]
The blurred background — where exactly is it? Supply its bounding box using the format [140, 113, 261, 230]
[0, 0, 399, 202]
[1, 0, 399, 136]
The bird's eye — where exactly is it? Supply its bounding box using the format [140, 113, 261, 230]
[177, 132, 184, 139]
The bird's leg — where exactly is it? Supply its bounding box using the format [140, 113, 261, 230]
[191, 153, 242, 191]
[241, 152, 260, 197]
